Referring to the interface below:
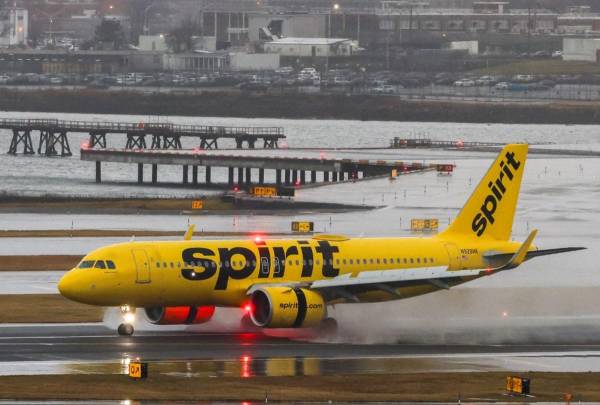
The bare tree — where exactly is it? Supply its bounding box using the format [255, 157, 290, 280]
[167, 18, 202, 53]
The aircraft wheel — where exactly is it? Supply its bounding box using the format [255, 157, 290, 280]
[318, 317, 338, 339]
[117, 323, 134, 336]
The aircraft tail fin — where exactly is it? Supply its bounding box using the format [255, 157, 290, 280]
[439, 144, 528, 241]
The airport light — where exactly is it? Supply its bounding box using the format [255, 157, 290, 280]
[124, 312, 136, 323]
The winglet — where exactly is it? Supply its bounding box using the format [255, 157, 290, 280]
[497, 229, 537, 270]
[184, 224, 195, 241]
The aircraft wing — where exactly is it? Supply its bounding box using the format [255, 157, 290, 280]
[247, 266, 485, 303]
[306, 266, 485, 302]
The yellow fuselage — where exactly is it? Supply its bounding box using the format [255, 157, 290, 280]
[59, 235, 523, 308]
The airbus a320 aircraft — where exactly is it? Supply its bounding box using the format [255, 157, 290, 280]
[58, 144, 584, 336]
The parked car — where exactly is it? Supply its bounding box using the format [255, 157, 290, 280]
[453, 79, 475, 87]
[275, 66, 294, 74]
[371, 85, 396, 94]
[475, 76, 497, 86]
[512, 74, 536, 83]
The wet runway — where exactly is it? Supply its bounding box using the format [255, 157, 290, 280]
[2, 324, 600, 376]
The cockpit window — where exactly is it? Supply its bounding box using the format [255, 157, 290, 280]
[79, 260, 95, 269]
[95, 261, 106, 269]
[106, 260, 116, 269]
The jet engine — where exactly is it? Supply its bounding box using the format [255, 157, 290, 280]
[144, 306, 215, 325]
[249, 287, 326, 328]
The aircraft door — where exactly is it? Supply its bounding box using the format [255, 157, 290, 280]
[132, 249, 151, 283]
[444, 243, 462, 270]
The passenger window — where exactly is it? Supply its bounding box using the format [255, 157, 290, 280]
[274, 258, 282, 275]
[295, 260, 300, 266]
[369, 259, 374, 264]
[95, 261, 106, 269]
[430, 258, 434, 263]
[376, 259, 380, 264]
[163, 262, 167, 268]
[342, 259, 347, 265]
[79, 260, 95, 269]
[362, 259, 366, 264]
[170, 262, 174, 268]
[106, 260, 116, 269]
[349, 259, 354, 265]
[156, 262, 161, 268]
[410, 258, 414, 264]
[417, 258, 421, 263]
[177, 262, 181, 268]
[383, 258, 387, 264]
[335, 259, 340, 265]
[404, 258, 408, 264]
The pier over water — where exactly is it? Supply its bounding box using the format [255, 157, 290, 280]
[3, 118, 285, 157]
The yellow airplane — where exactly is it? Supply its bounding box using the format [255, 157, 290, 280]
[59, 144, 584, 336]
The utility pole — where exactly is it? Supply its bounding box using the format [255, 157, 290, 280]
[527, 0, 531, 57]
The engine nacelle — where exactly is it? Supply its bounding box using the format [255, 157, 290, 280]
[250, 287, 326, 328]
[144, 306, 215, 325]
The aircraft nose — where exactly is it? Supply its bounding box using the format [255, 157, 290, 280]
[58, 271, 78, 300]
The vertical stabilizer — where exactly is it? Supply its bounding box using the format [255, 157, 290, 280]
[439, 144, 528, 241]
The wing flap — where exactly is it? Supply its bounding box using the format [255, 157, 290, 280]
[310, 266, 481, 289]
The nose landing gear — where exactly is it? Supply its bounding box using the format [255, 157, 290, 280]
[118, 305, 136, 336]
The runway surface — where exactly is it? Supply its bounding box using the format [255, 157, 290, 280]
[2, 324, 600, 376]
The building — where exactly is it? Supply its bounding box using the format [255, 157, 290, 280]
[449, 40, 478, 55]
[139, 35, 168, 52]
[163, 52, 229, 72]
[248, 13, 326, 42]
[563, 38, 600, 62]
[472, 2, 511, 14]
[264, 37, 355, 57]
[229, 52, 279, 71]
[0, 8, 28, 47]
[0, 49, 163, 74]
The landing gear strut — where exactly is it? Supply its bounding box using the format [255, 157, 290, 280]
[317, 317, 338, 339]
[118, 305, 136, 336]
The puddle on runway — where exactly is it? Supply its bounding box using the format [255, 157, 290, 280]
[2, 351, 600, 377]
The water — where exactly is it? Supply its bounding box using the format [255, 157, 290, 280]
[1, 111, 600, 198]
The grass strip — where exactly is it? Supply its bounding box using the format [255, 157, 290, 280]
[0, 294, 103, 323]
[0, 255, 82, 271]
[0, 372, 597, 401]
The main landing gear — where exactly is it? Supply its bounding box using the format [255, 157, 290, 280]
[118, 305, 136, 336]
[317, 317, 338, 339]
